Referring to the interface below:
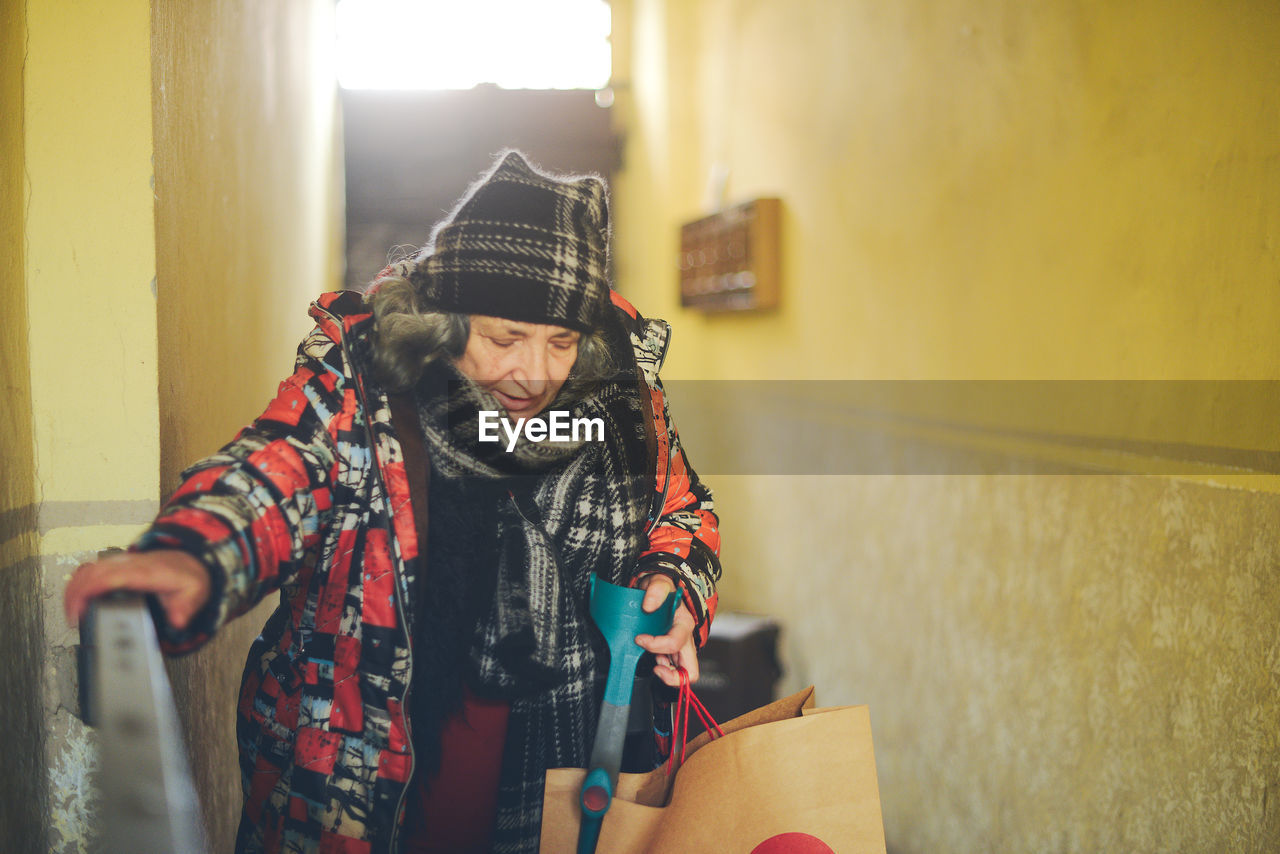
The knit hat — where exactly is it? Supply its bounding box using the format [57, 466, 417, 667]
[413, 150, 611, 333]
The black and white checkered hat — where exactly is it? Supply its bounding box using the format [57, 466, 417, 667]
[414, 150, 611, 333]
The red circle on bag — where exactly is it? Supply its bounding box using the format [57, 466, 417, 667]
[750, 832, 835, 853]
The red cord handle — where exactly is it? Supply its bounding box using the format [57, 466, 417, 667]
[667, 667, 725, 775]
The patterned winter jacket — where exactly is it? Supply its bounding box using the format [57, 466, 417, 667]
[138, 289, 721, 853]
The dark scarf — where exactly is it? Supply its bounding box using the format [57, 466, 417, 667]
[408, 355, 653, 800]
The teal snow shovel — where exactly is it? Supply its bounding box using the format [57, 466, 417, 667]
[578, 574, 681, 854]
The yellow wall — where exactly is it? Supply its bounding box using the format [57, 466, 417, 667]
[0, 0, 34, 532]
[26, 1, 160, 510]
[151, 2, 341, 849]
[618, 0, 1279, 383]
[0, 0, 33, 528]
[613, 1, 1280, 851]
[153, 0, 342, 485]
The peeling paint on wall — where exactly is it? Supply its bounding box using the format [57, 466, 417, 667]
[47, 710, 97, 854]
[711, 474, 1280, 853]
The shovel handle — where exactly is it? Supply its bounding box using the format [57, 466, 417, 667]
[578, 576, 680, 854]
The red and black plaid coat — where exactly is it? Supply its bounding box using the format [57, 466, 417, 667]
[138, 290, 721, 853]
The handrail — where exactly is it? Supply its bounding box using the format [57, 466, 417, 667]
[80, 594, 206, 853]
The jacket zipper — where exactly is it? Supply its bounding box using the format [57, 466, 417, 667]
[645, 321, 674, 536]
[316, 302, 416, 853]
[647, 443, 673, 537]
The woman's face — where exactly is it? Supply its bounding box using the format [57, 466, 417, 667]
[454, 315, 580, 419]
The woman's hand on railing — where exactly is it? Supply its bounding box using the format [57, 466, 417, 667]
[64, 550, 211, 631]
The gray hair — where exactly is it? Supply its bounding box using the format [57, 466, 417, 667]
[368, 269, 615, 394]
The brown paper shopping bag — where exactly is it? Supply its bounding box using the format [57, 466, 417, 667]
[541, 687, 887, 853]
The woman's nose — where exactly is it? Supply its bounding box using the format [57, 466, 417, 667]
[511, 344, 549, 388]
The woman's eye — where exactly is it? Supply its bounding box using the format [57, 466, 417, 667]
[552, 340, 577, 352]
[487, 337, 515, 349]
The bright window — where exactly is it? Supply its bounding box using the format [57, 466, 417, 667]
[336, 0, 612, 90]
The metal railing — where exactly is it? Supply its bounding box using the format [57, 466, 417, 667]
[80, 594, 206, 854]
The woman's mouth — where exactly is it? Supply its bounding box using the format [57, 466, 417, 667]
[492, 389, 538, 414]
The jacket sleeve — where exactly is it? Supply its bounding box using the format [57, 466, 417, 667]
[133, 326, 348, 654]
[634, 379, 722, 648]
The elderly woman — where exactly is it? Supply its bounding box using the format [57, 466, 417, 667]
[64, 151, 721, 854]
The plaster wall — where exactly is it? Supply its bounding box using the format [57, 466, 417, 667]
[5, 1, 159, 851]
[150, 2, 342, 850]
[611, 1, 1280, 850]
[0, 2, 47, 850]
[0, 1, 340, 851]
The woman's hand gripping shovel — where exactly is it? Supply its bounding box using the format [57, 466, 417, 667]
[578, 574, 681, 854]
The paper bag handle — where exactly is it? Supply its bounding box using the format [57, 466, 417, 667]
[668, 667, 725, 775]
